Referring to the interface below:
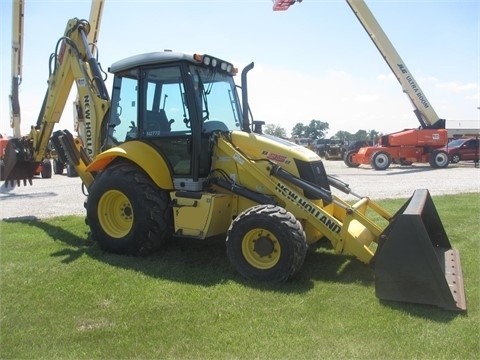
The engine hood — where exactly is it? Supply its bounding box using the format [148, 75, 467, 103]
[230, 131, 320, 163]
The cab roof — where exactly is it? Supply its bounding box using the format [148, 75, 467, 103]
[109, 51, 195, 73]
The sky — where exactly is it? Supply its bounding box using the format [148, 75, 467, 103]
[0, 0, 479, 138]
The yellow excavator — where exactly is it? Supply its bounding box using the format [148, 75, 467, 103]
[3, 4, 466, 311]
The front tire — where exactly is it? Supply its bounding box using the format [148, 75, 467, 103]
[370, 151, 391, 170]
[226, 205, 307, 282]
[344, 150, 360, 168]
[86, 161, 173, 255]
[429, 150, 449, 168]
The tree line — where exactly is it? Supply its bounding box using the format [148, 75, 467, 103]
[264, 119, 381, 141]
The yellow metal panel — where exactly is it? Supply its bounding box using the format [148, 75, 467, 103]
[86, 141, 173, 189]
[171, 193, 234, 238]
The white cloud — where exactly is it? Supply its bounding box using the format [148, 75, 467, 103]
[436, 81, 478, 93]
[377, 73, 395, 82]
[354, 94, 379, 103]
[245, 64, 479, 137]
[247, 65, 418, 136]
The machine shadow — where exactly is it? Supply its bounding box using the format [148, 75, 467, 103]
[4, 217, 374, 292]
[2, 216, 464, 320]
[384, 166, 446, 176]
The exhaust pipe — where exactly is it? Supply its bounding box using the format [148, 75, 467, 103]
[241, 62, 254, 132]
[374, 189, 466, 311]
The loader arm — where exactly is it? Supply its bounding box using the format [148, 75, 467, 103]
[4, 18, 110, 187]
[214, 132, 393, 264]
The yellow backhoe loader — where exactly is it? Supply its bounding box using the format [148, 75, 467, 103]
[3, 13, 466, 311]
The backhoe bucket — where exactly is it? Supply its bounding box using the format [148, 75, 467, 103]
[374, 189, 466, 311]
[1, 138, 39, 186]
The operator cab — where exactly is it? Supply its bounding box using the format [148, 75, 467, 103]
[106, 52, 242, 190]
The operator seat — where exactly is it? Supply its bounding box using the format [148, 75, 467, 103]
[145, 109, 173, 134]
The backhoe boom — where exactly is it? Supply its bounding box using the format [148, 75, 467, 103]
[3, 17, 110, 187]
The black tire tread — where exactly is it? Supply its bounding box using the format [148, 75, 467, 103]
[87, 161, 172, 256]
[226, 204, 307, 282]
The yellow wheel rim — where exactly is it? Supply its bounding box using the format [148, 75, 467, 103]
[242, 228, 281, 269]
[98, 190, 133, 238]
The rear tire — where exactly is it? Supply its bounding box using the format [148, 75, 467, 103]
[370, 151, 391, 170]
[0, 160, 4, 181]
[226, 205, 307, 282]
[66, 164, 78, 177]
[429, 150, 449, 168]
[86, 161, 173, 255]
[40, 159, 52, 178]
[344, 150, 360, 168]
[53, 159, 64, 175]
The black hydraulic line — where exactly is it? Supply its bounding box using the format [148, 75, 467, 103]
[10, 76, 20, 116]
[51, 130, 69, 164]
[57, 130, 81, 166]
[78, 23, 110, 101]
[270, 164, 333, 204]
[327, 175, 350, 193]
[212, 178, 276, 205]
[327, 175, 362, 198]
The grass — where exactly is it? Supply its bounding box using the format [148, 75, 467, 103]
[1, 193, 479, 359]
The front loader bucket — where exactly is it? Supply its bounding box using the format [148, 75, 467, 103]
[1, 138, 39, 186]
[374, 189, 466, 311]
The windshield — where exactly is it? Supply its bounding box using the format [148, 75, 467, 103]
[447, 139, 466, 147]
[190, 65, 242, 131]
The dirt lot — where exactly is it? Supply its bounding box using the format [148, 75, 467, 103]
[1, 160, 479, 220]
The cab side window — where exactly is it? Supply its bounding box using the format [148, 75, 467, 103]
[143, 66, 191, 137]
[108, 75, 139, 143]
[142, 66, 193, 176]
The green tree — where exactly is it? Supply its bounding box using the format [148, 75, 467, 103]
[335, 130, 352, 140]
[353, 129, 368, 140]
[334, 129, 381, 141]
[305, 119, 329, 139]
[291, 122, 307, 138]
[368, 129, 380, 141]
[264, 123, 287, 138]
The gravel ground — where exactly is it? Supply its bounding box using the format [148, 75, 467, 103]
[1, 160, 479, 220]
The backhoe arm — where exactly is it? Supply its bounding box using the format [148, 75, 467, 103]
[3, 18, 110, 186]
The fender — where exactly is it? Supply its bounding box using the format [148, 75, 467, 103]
[86, 141, 173, 189]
